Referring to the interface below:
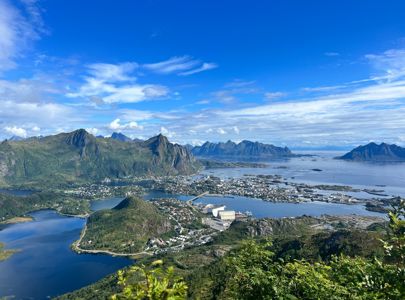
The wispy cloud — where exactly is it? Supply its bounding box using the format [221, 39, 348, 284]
[0, 0, 45, 72]
[212, 84, 260, 104]
[179, 62, 217, 76]
[67, 62, 169, 104]
[86, 62, 138, 82]
[264, 91, 286, 100]
[143, 56, 217, 76]
[365, 48, 405, 81]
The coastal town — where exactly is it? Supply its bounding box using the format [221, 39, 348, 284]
[145, 197, 240, 255]
[150, 174, 394, 209]
[60, 171, 396, 217]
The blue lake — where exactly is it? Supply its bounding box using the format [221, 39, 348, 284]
[0, 210, 132, 299]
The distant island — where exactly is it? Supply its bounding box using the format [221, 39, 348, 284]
[337, 142, 405, 162]
[191, 140, 293, 160]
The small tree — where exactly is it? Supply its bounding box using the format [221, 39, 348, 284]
[111, 260, 187, 300]
[381, 198, 405, 267]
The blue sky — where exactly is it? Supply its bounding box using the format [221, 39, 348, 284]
[1, 0, 405, 149]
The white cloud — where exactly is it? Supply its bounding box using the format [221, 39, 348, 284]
[0, 78, 60, 102]
[108, 118, 143, 131]
[233, 126, 240, 134]
[144, 56, 217, 76]
[301, 85, 347, 92]
[67, 62, 169, 104]
[86, 62, 138, 82]
[264, 91, 286, 100]
[179, 62, 218, 76]
[32, 125, 40, 132]
[144, 56, 199, 74]
[0, 100, 76, 126]
[224, 80, 256, 88]
[4, 126, 27, 138]
[86, 127, 99, 135]
[0, 0, 44, 72]
[160, 126, 175, 138]
[217, 128, 227, 135]
[102, 85, 168, 104]
[365, 48, 405, 81]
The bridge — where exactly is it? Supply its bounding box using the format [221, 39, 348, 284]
[186, 191, 209, 204]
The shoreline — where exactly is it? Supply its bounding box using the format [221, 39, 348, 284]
[0, 216, 33, 225]
[71, 224, 151, 259]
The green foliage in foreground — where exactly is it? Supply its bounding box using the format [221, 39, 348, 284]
[211, 239, 403, 299]
[111, 260, 187, 300]
[112, 201, 404, 300]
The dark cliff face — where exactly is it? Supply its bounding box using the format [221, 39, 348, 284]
[143, 134, 197, 173]
[338, 142, 405, 162]
[191, 140, 292, 159]
[64, 129, 94, 148]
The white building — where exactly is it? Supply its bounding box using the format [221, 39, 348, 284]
[218, 210, 236, 221]
[212, 206, 226, 217]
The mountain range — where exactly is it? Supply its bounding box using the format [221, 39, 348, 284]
[191, 140, 293, 160]
[0, 129, 198, 187]
[337, 142, 405, 162]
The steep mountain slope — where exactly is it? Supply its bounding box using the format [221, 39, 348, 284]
[337, 142, 405, 162]
[191, 140, 292, 160]
[0, 129, 199, 186]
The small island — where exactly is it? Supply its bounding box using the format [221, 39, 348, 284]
[0, 242, 17, 261]
[337, 142, 405, 162]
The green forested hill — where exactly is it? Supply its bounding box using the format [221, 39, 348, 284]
[0, 191, 90, 221]
[0, 129, 199, 187]
[79, 196, 173, 253]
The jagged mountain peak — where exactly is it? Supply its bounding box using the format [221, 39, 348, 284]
[111, 132, 132, 142]
[144, 134, 169, 148]
[64, 129, 94, 148]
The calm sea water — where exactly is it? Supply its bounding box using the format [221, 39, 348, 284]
[143, 191, 384, 219]
[0, 210, 132, 299]
[199, 151, 405, 198]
